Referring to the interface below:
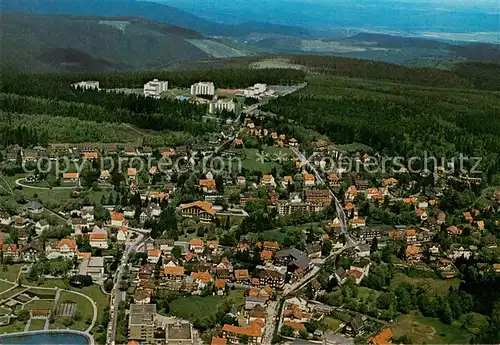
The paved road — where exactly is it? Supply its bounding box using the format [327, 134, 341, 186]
[106, 230, 145, 345]
[15, 178, 79, 190]
[261, 300, 279, 344]
[261, 147, 357, 340]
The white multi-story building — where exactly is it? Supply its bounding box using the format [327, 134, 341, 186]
[191, 82, 215, 96]
[209, 99, 236, 114]
[71, 81, 100, 90]
[244, 83, 267, 97]
[143, 79, 168, 98]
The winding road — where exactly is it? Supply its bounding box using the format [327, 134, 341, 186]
[260, 146, 358, 342]
[0, 278, 98, 334]
[15, 178, 79, 190]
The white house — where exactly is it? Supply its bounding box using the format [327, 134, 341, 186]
[111, 212, 126, 227]
[35, 220, 50, 235]
[147, 249, 161, 264]
[189, 239, 204, 254]
[117, 226, 128, 243]
[46, 238, 77, 260]
[0, 212, 12, 226]
[89, 227, 109, 249]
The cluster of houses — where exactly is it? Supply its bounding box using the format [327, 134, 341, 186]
[140, 239, 313, 294]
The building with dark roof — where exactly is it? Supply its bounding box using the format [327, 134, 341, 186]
[274, 248, 311, 273]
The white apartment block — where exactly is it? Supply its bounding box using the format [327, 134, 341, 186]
[191, 82, 215, 96]
[144, 79, 169, 98]
[72, 81, 100, 90]
[244, 83, 267, 97]
[209, 99, 236, 114]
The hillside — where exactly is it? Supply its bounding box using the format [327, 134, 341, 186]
[0, 0, 312, 38]
[0, 13, 258, 72]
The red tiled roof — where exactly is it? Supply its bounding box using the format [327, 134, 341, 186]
[223, 321, 262, 337]
[211, 337, 227, 345]
[56, 238, 76, 250]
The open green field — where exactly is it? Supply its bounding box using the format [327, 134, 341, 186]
[335, 142, 373, 153]
[26, 288, 57, 298]
[0, 264, 23, 282]
[0, 287, 26, 300]
[248, 222, 318, 244]
[459, 312, 489, 335]
[322, 316, 343, 331]
[169, 289, 245, 322]
[22, 278, 68, 289]
[0, 306, 11, 315]
[24, 299, 55, 310]
[0, 320, 25, 334]
[390, 273, 460, 296]
[71, 285, 109, 328]
[357, 286, 381, 309]
[237, 148, 292, 173]
[51, 291, 94, 331]
[392, 312, 473, 344]
[28, 318, 46, 331]
[0, 280, 14, 293]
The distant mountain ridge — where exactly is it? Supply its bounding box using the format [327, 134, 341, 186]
[0, 13, 215, 72]
[1, 0, 313, 38]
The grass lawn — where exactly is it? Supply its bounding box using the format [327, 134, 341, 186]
[28, 318, 46, 331]
[26, 288, 57, 298]
[459, 312, 489, 335]
[238, 148, 288, 174]
[335, 142, 373, 153]
[0, 264, 23, 282]
[322, 316, 343, 331]
[24, 299, 55, 310]
[0, 280, 15, 293]
[71, 284, 109, 328]
[21, 276, 68, 289]
[357, 287, 381, 309]
[4, 174, 73, 208]
[0, 321, 25, 334]
[392, 312, 473, 344]
[169, 289, 245, 322]
[0, 306, 11, 315]
[0, 286, 26, 300]
[390, 273, 460, 296]
[53, 291, 94, 331]
[249, 222, 317, 244]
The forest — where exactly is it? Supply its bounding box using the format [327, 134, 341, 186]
[0, 68, 306, 144]
[262, 73, 500, 184]
[286, 55, 500, 91]
[0, 68, 306, 92]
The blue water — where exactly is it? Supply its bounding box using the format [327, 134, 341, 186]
[0, 332, 89, 345]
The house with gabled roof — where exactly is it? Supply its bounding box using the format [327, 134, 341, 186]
[19, 242, 42, 263]
[163, 266, 185, 280]
[26, 201, 44, 214]
[189, 239, 204, 253]
[2, 244, 19, 262]
[110, 212, 126, 227]
[223, 320, 263, 344]
[147, 249, 161, 264]
[46, 238, 77, 259]
[89, 228, 108, 249]
[179, 201, 216, 222]
[234, 269, 250, 284]
[35, 219, 50, 235]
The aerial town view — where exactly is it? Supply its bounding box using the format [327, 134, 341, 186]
[0, 1, 499, 345]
